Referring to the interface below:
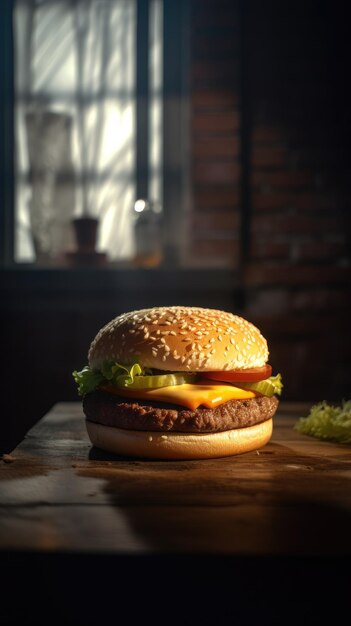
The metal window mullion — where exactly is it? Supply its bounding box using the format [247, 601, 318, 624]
[162, 0, 190, 266]
[136, 0, 150, 201]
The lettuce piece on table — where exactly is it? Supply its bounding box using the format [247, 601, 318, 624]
[294, 400, 351, 444]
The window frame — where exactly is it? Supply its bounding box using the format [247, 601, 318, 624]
[0, 0, 15, 266]
[0, 0, 192, 269]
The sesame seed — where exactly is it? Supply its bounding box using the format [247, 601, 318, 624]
[162, 355, 167, 362]
[144, 332, 150, 339]
[160, 338, 166, 344]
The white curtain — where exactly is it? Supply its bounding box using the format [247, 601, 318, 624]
[14, 0, 136, 262]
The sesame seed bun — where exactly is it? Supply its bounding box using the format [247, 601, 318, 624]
[85, 418, 273, 460]
[88, 306, 269, 372]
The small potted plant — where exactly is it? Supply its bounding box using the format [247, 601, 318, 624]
[72, 215, 99, 253]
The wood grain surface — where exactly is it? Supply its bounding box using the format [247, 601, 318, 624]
[1, 402, 351, 556]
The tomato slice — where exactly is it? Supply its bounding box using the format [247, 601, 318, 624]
[202, 364, 272, 383]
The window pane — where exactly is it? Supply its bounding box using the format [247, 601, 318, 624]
[148, 0, 162, 209]
[14, 0, 164, 264]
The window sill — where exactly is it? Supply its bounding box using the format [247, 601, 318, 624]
[0, 266, 243, 312]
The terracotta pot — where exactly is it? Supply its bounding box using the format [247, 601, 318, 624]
[72, 217, 98, 252]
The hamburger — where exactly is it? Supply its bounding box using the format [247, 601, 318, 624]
[73, 306, 282, 459]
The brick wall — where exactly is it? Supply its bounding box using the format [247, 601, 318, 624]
[187, 0, 241, 268]
[247, 1, 350, 273]
[245, 1, 350, 401]
[188, 0, 351, 401]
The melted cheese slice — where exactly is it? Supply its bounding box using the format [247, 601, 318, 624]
[100, 381, 256, 411]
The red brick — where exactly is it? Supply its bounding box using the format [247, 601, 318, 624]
[193, 186, 240, 210]
[192, 110, 240, 134]
[295, 240, 348, 261]
[191, 209, 240, 232]
[292, 192, 338, 211]
[192, 90, 240, 110]
[193, 161, 240, 185]
[291, 289, 351, 312]
[187, 239, 240, 268]
[251, 192, 292, 211]
[192, 61, 239, 85]
[252, 170, 314, 189]
[246, 290, 290, 316]
[251, 147, 287, 168]
[247, 287, 351, 316]
[251, 214, 342, 236]
[251, 126, 287, 143]
[250, 240, 290, 260]
[193, 136, 240, 160]
[245, 264, 351, 287]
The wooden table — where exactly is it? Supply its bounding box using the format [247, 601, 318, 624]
[1, 402, 350, 623]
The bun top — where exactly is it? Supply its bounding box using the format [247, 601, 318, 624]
[88, 306, 269, 372]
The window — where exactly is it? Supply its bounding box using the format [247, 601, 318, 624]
[10, 0, 172, 266]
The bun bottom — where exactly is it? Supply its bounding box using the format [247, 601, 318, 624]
[86, 418, 273, 460]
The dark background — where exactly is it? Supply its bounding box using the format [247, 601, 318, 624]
[1, 0, 350, 453]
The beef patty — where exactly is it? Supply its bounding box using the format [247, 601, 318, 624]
[83, 390, 279, 433]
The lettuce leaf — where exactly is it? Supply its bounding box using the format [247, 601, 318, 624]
[72, 367, 105, 396]
[73, 361, 152, 396]
[294, 400, 351, 444]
